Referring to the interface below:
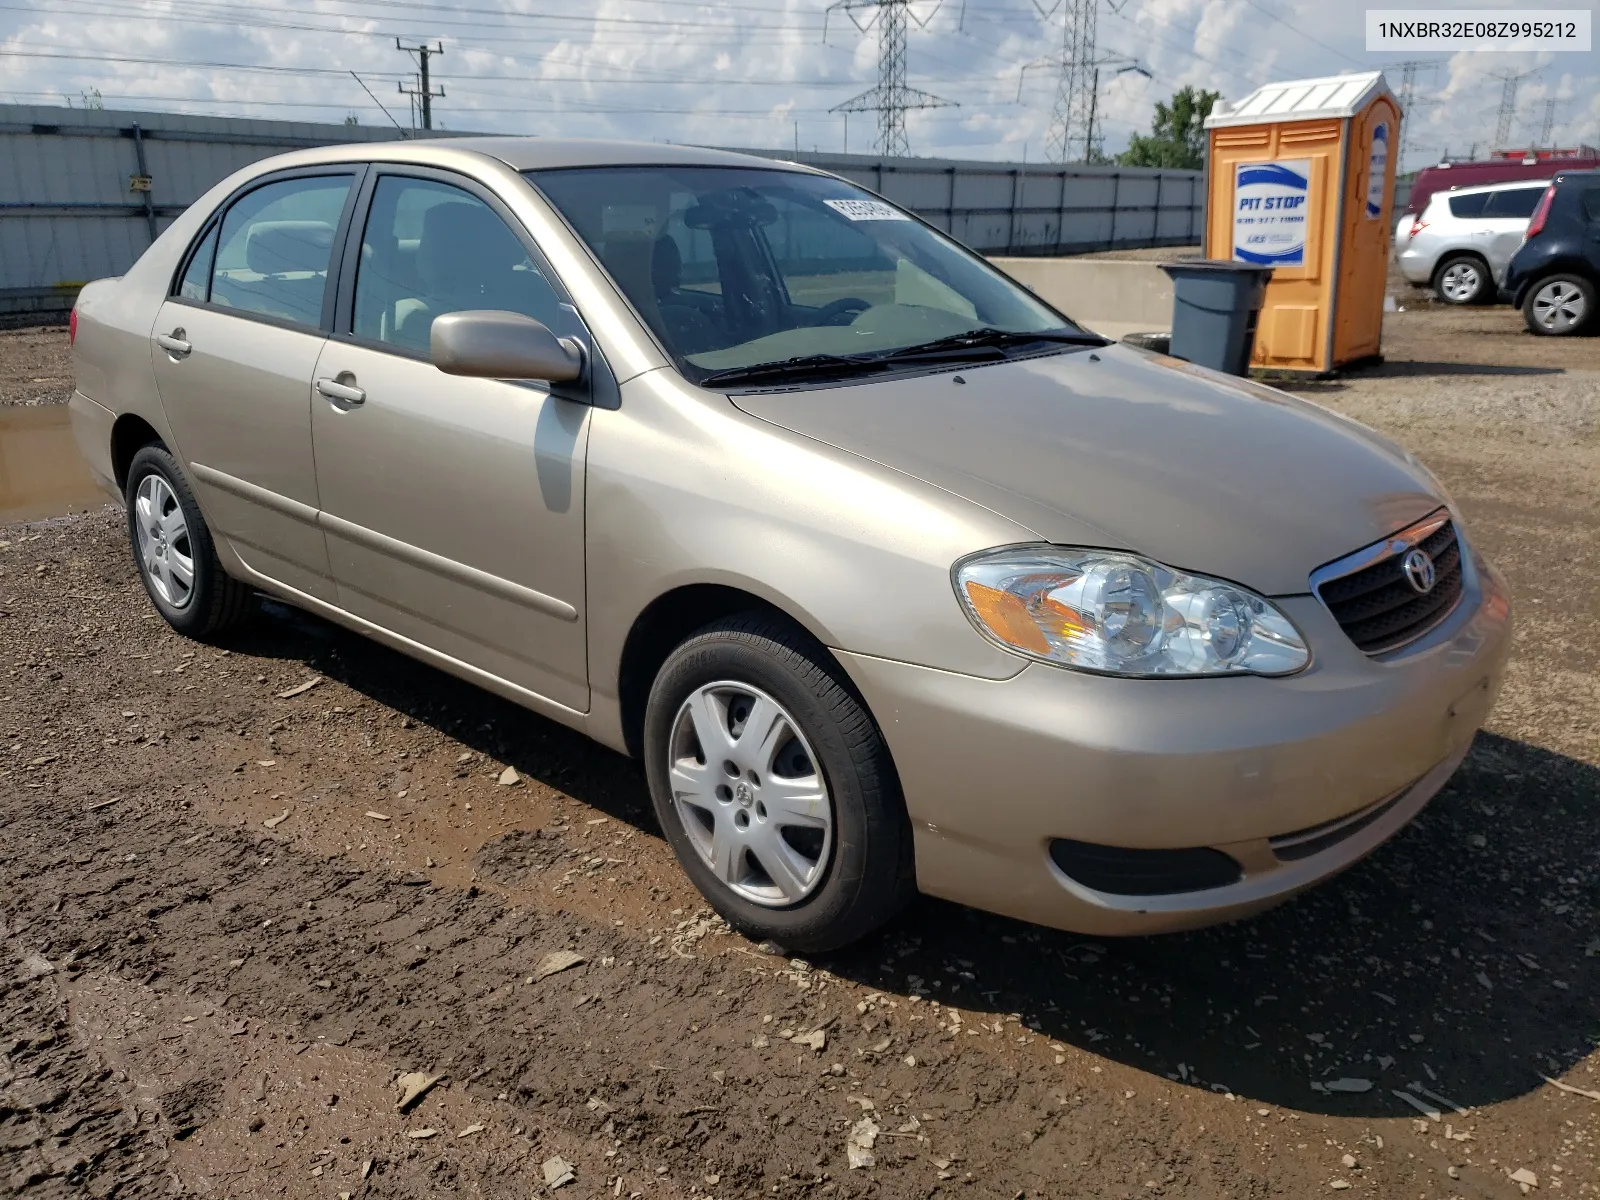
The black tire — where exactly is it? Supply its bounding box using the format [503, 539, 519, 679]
[643, 613, 915, 952]
[124, 444, 254, 637]
[1431, 254, 1490, 305]
[1521, 273, 1597, 337]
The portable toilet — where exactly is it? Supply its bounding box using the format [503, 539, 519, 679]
[1202, 71, 1400, 375]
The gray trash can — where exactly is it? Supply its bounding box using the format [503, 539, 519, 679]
[1159, 261, 1273, 375]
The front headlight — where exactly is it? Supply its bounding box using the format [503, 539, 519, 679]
[954, 547, 1309, 677]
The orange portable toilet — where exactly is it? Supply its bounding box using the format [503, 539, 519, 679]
[1202, 71, 1400, 375]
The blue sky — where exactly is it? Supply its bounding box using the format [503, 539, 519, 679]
[1, 0, 1596, 167]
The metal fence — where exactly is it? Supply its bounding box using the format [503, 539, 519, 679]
[0, 103, 1204, 316]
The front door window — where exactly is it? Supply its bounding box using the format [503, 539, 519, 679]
[353, 176, 563, 354]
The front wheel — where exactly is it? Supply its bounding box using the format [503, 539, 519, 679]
[643, 613, 915, 952]
[1522, 274, 1596, 336]
[125, 444, 254, 637]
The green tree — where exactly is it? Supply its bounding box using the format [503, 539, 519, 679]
[343, 112, 360, 126]
[1117, 86, 1220, 170]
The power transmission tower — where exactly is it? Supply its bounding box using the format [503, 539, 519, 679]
[1035, 0, 1095, 163]
[397, 39, 445, 131]
[1017, 0, 1141, 164]
[1537, 98, 1561, 147]
[1490, 68, 1538, 150]
[1389, 59, 1442, 174]
[827, 1, 955, 156]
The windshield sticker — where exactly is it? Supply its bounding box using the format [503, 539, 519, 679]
[824, 198, 911, 222]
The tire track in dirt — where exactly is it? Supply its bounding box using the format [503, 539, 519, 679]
[2, 796, 1253, 1198]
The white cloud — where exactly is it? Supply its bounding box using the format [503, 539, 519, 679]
[1, 0, 1594, 163]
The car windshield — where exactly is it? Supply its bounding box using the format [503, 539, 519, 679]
[526, 165, 1088, 385]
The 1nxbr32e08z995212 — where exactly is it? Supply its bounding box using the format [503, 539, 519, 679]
[68, 136, 1510, 950]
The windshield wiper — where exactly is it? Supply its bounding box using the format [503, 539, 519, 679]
[698, 353, 888, 387]
[876, 326, 1108, 361]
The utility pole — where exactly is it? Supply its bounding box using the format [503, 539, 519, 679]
[1086, 65, 1099, 163]
[397, 39, 444, 131]
[826, 0, 956, 157]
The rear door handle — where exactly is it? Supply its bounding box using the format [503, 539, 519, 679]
[315, 377, 366, 407]
[155, 331, 191, 356]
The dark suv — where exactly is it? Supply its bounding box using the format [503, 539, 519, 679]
[1504, 169, 1600, 336]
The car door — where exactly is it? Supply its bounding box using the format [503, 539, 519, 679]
[1480, 186, 1548, 282]
[310, 168, 591, 712]
[1584, 186, 1600, 272]
[150, 168, 361, 602]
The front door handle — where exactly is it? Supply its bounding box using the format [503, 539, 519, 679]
[315, 377, 366, 408]
[155, 330, 191, 357]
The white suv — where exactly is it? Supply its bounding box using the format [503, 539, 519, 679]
[1397, 179, 1551, 304]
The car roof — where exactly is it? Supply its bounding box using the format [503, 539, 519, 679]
[344, 136, 820, 174]
[1433, 177, 1553, 199]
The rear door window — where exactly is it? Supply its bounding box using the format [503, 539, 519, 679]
[210, 175, 353, 328]
[1482, 187, 1546, 219]
[1446, 192, 1490, 218]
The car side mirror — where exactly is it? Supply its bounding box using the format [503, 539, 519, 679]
[430, 310, 585, 383]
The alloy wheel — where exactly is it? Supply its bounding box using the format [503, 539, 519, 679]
[1438, 261, 1481, 303]
[1531, 280, 1589, 333]
[666, 682, 833, 907]
[134, 473, 195, 609]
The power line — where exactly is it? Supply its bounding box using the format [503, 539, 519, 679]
[351, 70, 409, 133]
[1236, 0, 1365, 68]
[826, 0, 956, 156]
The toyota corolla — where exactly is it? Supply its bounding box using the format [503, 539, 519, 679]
[68, 138, 1511, 950]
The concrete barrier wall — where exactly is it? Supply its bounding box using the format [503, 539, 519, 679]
[990, 257, 1174, 342]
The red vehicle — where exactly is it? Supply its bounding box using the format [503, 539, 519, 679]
[1404, 153, 1600, 218]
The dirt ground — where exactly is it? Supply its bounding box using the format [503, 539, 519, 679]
[0, 326, 74, 408]
[1, 303, 1597, 1200]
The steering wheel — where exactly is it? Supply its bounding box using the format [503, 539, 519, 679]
[813, 297, 871, 326]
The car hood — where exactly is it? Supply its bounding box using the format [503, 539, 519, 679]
[728, 345, 1443, 596]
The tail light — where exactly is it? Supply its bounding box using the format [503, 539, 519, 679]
[69, 305, 78, 346]
[1525, 185, 1556, 239]
[1407, 216, 1428, 238]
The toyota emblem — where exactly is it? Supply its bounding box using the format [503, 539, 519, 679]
[1401, 547, 1436, 594]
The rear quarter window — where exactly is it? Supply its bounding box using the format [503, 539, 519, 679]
[1583, 188, 1600, 223]
[1446, 192, 1489, 218]
[1482, 187, 1545, 219]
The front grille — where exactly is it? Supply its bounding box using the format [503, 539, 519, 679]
[1316, 517, 1464, 653]
[1049, 840, 1242, 896]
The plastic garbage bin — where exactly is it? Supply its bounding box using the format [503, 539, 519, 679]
[1159, 260, 1273, 375]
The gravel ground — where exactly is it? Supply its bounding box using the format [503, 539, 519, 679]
[0, 327, 74, 408]
[1, 306, 1597, 1199]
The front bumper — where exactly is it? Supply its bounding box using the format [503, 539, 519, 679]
[836, 549, 1512, 937]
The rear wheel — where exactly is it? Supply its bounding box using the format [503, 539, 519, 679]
[643, 613, 915, 952]
[1522, 274, 1595, 336]
[125, 444, 254, 637]
[1432, 255, 1489, 305]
